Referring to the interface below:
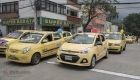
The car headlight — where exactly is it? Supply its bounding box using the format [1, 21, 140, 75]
[81, 48, 90, 54]
[22, 47, 31, 54]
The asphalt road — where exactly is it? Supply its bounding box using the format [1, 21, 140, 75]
[0, 43, 140, 80]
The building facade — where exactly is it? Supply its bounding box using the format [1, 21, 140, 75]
[0, 0, 81, 36]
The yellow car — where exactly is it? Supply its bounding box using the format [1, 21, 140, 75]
[61, 31, 72, 41]
[6, 31, 65, 65]
[126, 36, 134, 43]
[0, 30, 33, 54]
[57, 33, 108, 68]
[107, 32, 126, 54]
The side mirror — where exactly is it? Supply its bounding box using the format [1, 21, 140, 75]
[42, 39, 48, 43]
[95, 41, 102, 46]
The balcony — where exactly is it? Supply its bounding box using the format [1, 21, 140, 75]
[67, 0, 80, 8]
[0, 13, 19, 19]
[67, 16, 81, 24]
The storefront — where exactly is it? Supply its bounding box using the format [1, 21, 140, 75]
[41, 18, 72, 31]
[1, 17, 76, 34]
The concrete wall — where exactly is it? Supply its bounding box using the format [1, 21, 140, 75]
[40, 11, 67, 20]
[19, 0, 35, 18]
[19, 0, 67, 20]
[0, 0, 18, 3]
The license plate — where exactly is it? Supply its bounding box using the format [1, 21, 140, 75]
[65, 55, 72, 61]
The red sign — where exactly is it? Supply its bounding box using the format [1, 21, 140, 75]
[91, 28, 97, 33]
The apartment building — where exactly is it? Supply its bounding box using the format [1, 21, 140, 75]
[0, 0, 81, 36]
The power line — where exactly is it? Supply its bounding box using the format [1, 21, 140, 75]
[117, 7, 140, 9]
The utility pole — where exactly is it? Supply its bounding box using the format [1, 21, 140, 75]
[29, 0, 39, 30]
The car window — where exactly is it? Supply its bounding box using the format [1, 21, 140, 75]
[63, 33, 67, 37]
[43, 34, 53, 42]
[68, 34, 95, 44]
[95, 35, 102, 45]
[53, 33, 61, 40]
[108, 34, 122, 40]
[67, 32, 71, 36]
[20, 33, 43, 43]
[100, 35, 105, 42]
[7, 31, 23, 39]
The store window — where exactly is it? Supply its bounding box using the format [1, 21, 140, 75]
[2, 3, 7, 13]
[1, 1, 18, 13]
[46, 0, 50, 11]
[0, 4, 2, 13]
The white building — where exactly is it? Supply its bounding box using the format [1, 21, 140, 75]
[0, 0, 81, 36]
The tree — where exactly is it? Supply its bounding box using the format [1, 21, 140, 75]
[80, 0, 118, 31]
[123, 13, 140, 36]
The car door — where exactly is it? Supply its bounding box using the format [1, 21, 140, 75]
[52, 33, 64, 49]
[62, 32, 71, 42]
[41, 34, 57, 57]
[94, 35, 103, 60]
[100, 35, 107, 57]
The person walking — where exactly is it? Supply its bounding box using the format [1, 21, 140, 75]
[0, 30, 3, 37]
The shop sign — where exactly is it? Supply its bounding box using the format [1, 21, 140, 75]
[2, 18, 34, 25]
[42, 18, 71, 27]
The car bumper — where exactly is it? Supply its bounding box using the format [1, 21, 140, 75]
[57, 53, 91, 67]
[0, 47, 6, 54]
[6, 52, 32, 63]
[108, 46, 121, 52]
[126, 40, 133, 43]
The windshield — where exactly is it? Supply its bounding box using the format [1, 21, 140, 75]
[68, 34, 95, 44]
[7, 31, 23, 39]
[103, 33, 110, 38]
[20, 33, 43, 43]
[108, 34, 122, 40]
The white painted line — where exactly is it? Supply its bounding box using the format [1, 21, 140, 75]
[46, 61, 57, 64]
[90, 69, 140, 80]
[46, 61, 140, 80]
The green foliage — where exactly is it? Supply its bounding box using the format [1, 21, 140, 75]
[82, 0, 118, 30]
[123, 13, 140, 35]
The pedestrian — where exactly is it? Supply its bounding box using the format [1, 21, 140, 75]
[0, 29, 3, 37]
[136, 36, 139, 43]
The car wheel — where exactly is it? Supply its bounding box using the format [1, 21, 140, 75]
[104, 50, 109, 59]
[31, 53, 41, 65]
[88, 56, 96, 69]
[123, 45, 126, 51]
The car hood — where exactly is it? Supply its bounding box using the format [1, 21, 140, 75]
[9, 42, 36, 50]
[0, 38, 18, 47]
[60, 43, 92, 52]
[107, 39, 122, 44]
[0, 37, 17, 43]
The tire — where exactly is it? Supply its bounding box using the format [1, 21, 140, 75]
[123, 45, 126, 51]
[31, 53, 41, 65]
[88, 56, 96, 69]
[104, 50, 109, 59]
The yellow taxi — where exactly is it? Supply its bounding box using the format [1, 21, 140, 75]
[57, 33, 108, 68]
[126, 36, 134, 43]
[0, 30, 33, 54]
[61, 31, 72, 41]
[107, 32, 126, 54]
[6, 31, 65, 65]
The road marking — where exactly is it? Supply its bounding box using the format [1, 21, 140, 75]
[46, 61, 57, 64]
[46, 61, 140, 80]
[90, 69, 140, 80]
